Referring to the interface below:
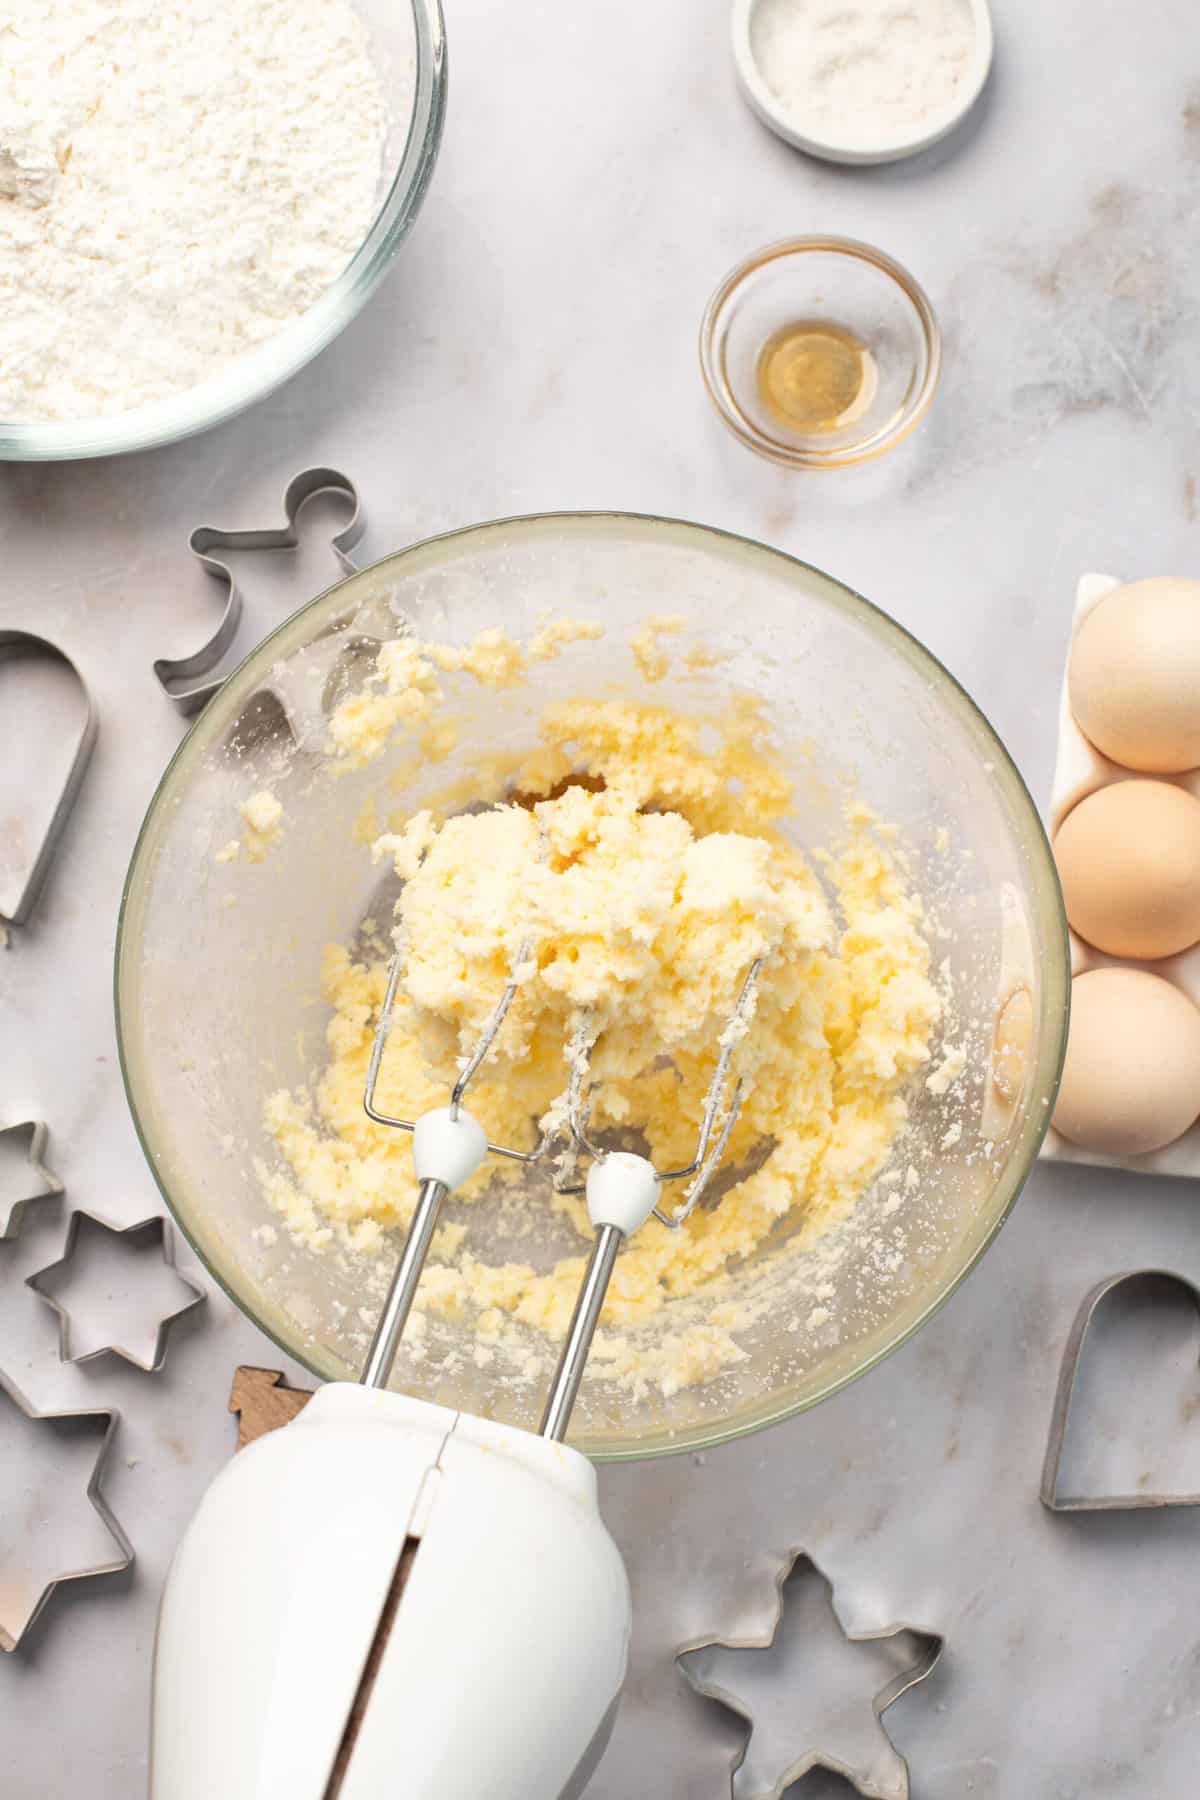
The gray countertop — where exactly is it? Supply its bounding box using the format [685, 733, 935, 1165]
[3, 0, 1200, 1792]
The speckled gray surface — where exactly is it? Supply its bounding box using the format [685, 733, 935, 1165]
[3, 0, 1200, 1791]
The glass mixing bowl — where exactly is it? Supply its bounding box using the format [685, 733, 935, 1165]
[0, 0, 445, 463]
[115, 513, 1068, 1460]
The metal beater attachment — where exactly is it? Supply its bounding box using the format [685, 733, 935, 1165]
[538, 955, 764, 1440]
[360, 943, 545, 1390]
[360, 948, 764, 1442]
[566, 957, 765, 1230]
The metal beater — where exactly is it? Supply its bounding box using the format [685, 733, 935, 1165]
[360, 944, 765, 1437]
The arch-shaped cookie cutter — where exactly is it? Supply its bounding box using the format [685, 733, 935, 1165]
[0, 632, 97, 931]
[1041, 1268, 1200, 1512]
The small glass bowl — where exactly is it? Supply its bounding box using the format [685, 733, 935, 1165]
[0, 0, 446, 462]
[700, 236, 941, 470]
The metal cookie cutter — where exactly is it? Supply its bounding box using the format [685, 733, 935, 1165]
[0, 1119, 64, 1242]
[1041, 1269, 1200, 1513]
[0, 1369, 133, 1652]
[0, 632, 97, 933]
[155, 466, 364, 715]
[26, 1210, 206, 1372]
[677, 1550, 942, 1800]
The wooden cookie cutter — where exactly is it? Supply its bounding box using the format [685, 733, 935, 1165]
[228, 1365, 315, 1450]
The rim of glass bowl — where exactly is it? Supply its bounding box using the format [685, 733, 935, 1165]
[0, 0, 447, 463]
[115, 511, 1069, 1461]
[699, 235, 943, 470]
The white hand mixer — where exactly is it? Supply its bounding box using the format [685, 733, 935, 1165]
[150, 940, 763, 1800]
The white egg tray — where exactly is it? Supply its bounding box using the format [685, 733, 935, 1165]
[1039, 572, 1200, 1178]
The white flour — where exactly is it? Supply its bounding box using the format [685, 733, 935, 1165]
[750, 0, 975, 147]
[0, 1, 390, 422]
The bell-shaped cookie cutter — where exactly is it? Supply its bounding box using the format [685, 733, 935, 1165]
[0, 632, 97, 932]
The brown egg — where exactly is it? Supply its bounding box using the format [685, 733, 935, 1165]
[1054, 780, 1200, 960]
[1069, 577, 1200, 772]
[1054, 968, 1200, 1156]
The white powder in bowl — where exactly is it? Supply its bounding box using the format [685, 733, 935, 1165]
[749, 0, 977, 149]
[0, 0, 393, 423]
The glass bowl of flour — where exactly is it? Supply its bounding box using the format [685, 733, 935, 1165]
[115, 513, 1069, 1460]
[0, 0, 445, 461]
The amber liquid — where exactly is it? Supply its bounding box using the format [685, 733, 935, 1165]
[756, 320, 875, 433]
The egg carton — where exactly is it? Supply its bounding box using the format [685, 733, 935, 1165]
[1040, 572, 1200, 1179]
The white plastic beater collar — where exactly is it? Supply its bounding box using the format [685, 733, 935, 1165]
[412, 1106, 489, 1189]
[585, 1151, 660, 1237]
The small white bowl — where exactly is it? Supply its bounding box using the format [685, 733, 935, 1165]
[731, 0, 994, 166]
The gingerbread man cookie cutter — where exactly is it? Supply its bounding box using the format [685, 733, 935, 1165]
[154, 465, 364, 716]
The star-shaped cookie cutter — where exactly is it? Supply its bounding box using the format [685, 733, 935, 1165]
[0, 1120, 64, 1242]
[1042, 1268, 1200, 1512]
[0, 632, 97, 933]
[26, 1210, 206, 1372]
[154, 465, 364, 715]
[677, 1550, 943, 1800]
[0, 1369, 134, 1652]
